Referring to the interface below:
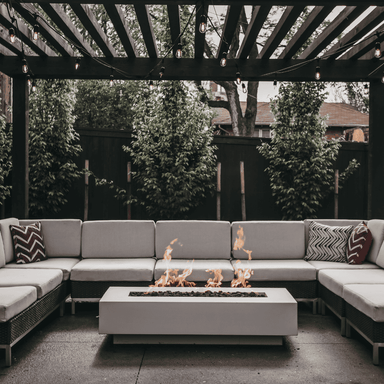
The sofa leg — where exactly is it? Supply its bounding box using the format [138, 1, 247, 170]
[60, 301, 65, 317]
[345, 320, 351, 338]
[71, 301, 76, 315]
[5, 345, 11, 367]
[312, 299, 318, 315]
[373, 344, 380, 365]
[341, 317, 346, 337]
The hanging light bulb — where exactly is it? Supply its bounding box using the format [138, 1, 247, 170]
[220, 52, 227, 67]
[75, 58, 80, 70]
[9, 27, 15, 43]
[26, 75, 31, 87]
[149, 80, 154, 90]
[375, 41, 382, 59]
[242, 83, 247, 94]
[381, 72, 384, 84]
[32, 80, 37, 93]
[21, 58, 28, 74]
[273, 79, 277, 87]
[33, 24, 39, 41]
[315, 65, 321, 81]
[175, 43, 182, 59]
[159, 66, 165, 79]
[235, 71, 241, 85]
[364, 83, 369, 95]
[199, 14, 207, 34]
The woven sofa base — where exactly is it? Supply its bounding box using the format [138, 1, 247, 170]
[248, 280, 318, 299]
[320, 284, 345, 317]
[0, 281, 69, 366]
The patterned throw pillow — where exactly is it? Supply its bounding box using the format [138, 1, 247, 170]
[347, 222, 372, 264]
[305, 221, 354, 262]
[10, 222, 46, 264]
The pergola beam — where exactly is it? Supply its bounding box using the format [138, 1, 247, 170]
[134, 4, 159, 58]
[194, 1, 208, 58]
[167, 4, 181, 57]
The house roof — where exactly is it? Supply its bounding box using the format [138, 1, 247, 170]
[211, 102, 369, 128]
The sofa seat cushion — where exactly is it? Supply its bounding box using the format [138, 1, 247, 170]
[232, 221, 305, 260]
[156, 221, 231, 260]
[0, 269, 63, 298]
[20, 219, 82, 257]
[231, 259, 316, 281]
[0, 286, 37, 322]
[308, 260, 379, 277]
[70, 258, 155, 282]
[4, 258, 80, 281]
[81, 220, 155, 258]
[154, 259, 234, 282]
[343, 284, 384, 322]
[318, 269, 384, 297]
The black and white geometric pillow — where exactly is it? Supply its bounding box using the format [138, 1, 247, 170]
[305, 221, 354, 262]
[10, 222, 46, 264]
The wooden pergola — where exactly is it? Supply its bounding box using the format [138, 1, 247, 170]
[2, 1, 384, 219]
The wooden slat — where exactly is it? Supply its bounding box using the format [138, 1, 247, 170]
[258, 6, 304, 59]
[167, 4, 181, 57]
[0, 3, 57, 57]
[216, 5, 243, 59]
[298, 6, 369, 60]
[0, 44, 17, 56]
[39, 3, 96, 56]
[237, 6, 271, 59]
[279, 6, 334, 59]
[71, 4, 118, 57]
[134, 4, 158, 58]
[0, 27, 37, 56]
[194, 1, 208, 58]
[104, 3, 138, 57]
[0, 56, 382, 82]
[13, 2, 74, 57]
[325, 6, 384, 60]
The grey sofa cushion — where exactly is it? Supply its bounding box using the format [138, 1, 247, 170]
[154, 259, 234, 282]
[0, 269, 63, 298]
[4, 258, 80, 281]
[71, 258, 155, 282]
[231, 259, 316, 281]
[155, 221, 231, 260]
[367, 220, 384, 264]
[0, 230, 5, 268]
[231, 221, 305, 260]
[20, 219, 82, 257]
[307, 260, 379, 278]
[318, 269, 384, 297]
[82, 220, 155, 258]
[0, 217, 19, 263]
[0, 286, 37, 322]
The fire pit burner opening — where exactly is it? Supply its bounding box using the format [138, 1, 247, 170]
[129, 290, 267, 297]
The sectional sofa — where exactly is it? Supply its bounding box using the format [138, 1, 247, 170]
[1, 218, 384, 366]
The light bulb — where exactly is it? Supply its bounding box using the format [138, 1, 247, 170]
[159, 66, 165, 78]
[109, 74, 114, 87]
[381, 74, 384, 84]
[149, 80, 154, 90]
[364, 83, 369, 95]
[199, 15, 207, 34]
[375, 42, 382, 59]
[235, 71, 241, 85]
[75, 58, 80, 70]
[21, 59, 28, 74]
[242, 83, 247, 94]
[9, 28, 15, 43]
[176, 43, 182, 59]
[33, 24, 39, 41]
[32, 80, 36, 92]
[220, 52, 227, 67]
[315, 66, 321, 81]
[273, 79, 277, 87]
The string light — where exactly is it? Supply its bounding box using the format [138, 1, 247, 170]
[235, 71, 241, 85]
[26, 75, 31, 87]
[273, 79, 277, 87]
[381, 72, 384, 84]
[33, 24, 39, 41]
[32, 80, 36, 92]
[109, 73, 114, 87]
[21, 58, 28, 74]
[175, 42, 182, 59]
[75, 58, 80, 70]
[242, 83, 247, 94]
[315, 61, 321, 80]
[9, 27, 15, 43]
[149, 80, 154, 90]
[364, 83, 369, 95]
[159, 66, 165, 78]
[220, 52, 227, 67]
[199, 14, 207, 34]
[375, 41, 382, 59]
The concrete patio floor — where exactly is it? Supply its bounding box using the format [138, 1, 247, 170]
[1, 302, 384, 384]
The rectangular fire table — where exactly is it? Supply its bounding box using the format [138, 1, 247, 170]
[99, 287, 298, 346]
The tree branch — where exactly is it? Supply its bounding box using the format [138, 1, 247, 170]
[208, 100, 230, 110]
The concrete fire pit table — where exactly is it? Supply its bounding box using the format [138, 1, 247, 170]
[99, 287, 298, 345]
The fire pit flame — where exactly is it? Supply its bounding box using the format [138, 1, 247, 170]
[205, 269, 223, 288]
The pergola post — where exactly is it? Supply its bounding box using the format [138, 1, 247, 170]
[368, 80, 384, 219]
[12, 77, 29, 219]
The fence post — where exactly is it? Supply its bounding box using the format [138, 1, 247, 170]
[84, 160, 89, 221]
[334, 169, 339, 219]
[216, 162, 221, 221]
[240, 161, 246, 221]
[127, 161, 132, 220]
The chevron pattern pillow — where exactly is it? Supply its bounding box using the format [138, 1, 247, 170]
[305, 221, 354, 262]
[347, 222, 372, 264]
[10, 222, 46, 264]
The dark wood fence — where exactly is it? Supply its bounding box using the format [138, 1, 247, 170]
[20, 128, 369, 221]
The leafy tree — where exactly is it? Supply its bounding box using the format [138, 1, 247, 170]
[334, 82, 369, 114]
[29, 79, 82, 217]
[0, 116, 12, 206]
[258, 82, 359, 220]
[123, 80, 216, 220]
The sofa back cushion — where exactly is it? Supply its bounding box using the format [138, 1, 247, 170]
[20, 219, 82, 258]
[232, 221, 305, 260]
[367, 220, 384, 265]
[0, 218, 19, 263]
[155, 221, 231, 260]
[82, 220, 155, 258]
[0, 231, 5, 268]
